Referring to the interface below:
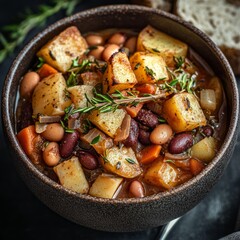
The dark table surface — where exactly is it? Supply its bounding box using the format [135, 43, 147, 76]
[0, 1, 240, 239]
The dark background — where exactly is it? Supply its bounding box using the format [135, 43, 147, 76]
[0, 1, 240, 239]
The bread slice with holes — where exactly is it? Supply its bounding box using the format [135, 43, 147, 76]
[175, 0, 240, 75]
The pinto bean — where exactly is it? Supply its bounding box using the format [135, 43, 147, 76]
[108, 32, 126, 46]
[129, 180, 144, 198]
[138, 129, 151, 145]
[43, 142, 60, 166]
[60, 131, 79, 158]
[102, 44, 119, 61]
[135, 109, 159, 128]
[41, 123, 64, 142]
[168, 132, 193, 154]
[85, 34, 104, 46]
[150, 124, 173, 145]
[124, 36, 137, 53]
[123, 118, 139, 149]
[77, 150, 98, 170]
[88, 46, 105, 60]
[20, 71, 40, 97]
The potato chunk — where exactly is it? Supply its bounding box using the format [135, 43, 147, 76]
[101, 146, 142, 178]
[103, 51, 137, 93]
[37, 26, 88, 72]
[89, 174, 123, 199]
[88, 109, 126, 138]
[68, 85, 94, 108]
[162, 92, 206, 133]
[130, 52, 169, 84]
[191, 137, 217, 162]
[144, 158, 179, 189]
[137, 25, 188, 67]
[53, 156, 89, 194]
[32, 73, 71, 116]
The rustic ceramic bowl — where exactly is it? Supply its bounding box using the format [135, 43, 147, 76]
[1, 5, 239, 232]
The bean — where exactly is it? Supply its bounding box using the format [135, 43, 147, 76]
[138, 129, 151, 145]
[202, 125, 214, 137]
[102, 44, 119, 61]
[124, 36, 137, 53]
[129, 180, 144, 198]
[41, 123, 64, 142]
[108, 33, 126, 46]
[150, 124, 173, 145]
[60, 131, 79, 158]
[135, 109, 159, 128]
[123, 118, 139, 149]
[20, 71, 40, 97]
[88, 46, 105, 60]
[168, 132, 193, 154]
[43, 142, 60, 166]
[85, 34, 104, 46]
[77, 150, 98, 170]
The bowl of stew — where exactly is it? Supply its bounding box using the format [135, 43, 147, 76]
[1, 5, 239, 232]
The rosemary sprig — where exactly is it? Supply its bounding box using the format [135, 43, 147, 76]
[73, 89, 167, 114]
[0, 0, 81, 63]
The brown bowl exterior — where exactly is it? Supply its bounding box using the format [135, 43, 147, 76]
[1, 5, 239, 232]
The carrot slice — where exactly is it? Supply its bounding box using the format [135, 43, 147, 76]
[38, 63, 58, 79]
[189, 158, 205, 175]
[136, 84, 156, 94]
[17, 125, 43, 164]
[139, 145, 162, 164]
[125, 102, 143, 118]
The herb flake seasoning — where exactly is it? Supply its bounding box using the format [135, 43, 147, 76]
[145, 66, 156, 79]
[125, 158, 136, 164]
[91, 135, 101, 145]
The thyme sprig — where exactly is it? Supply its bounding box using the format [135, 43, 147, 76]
[0, 0, 81, 63]
[67, 88, 167, 115]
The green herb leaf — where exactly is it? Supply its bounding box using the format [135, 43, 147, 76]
[90, 135, 101, 145]
[36, 57, 45, 69]
[125, 158, 136, 164]
[145, 66, 156, 79]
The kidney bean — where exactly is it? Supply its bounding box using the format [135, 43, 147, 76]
[108, 32, 126, 46]
[102, 44, 119, 61]
[168, 132, 193, 154]
[41, 123, 64, 142]
[202, 125, 214, 137]
[123, 118, 139, 149]
[43, 142, 61, 166]
[77, 150, 98, 170]
[88, 46, 105, 60]
[60, 131, 79, 158]
[150, 124, 173, 145]
[135, 109, 159, 128]
[129, 180, 144, 198]
[138, 129, 151, 145]
[85, 34, 104, 46]
[20, 71, 40, 97]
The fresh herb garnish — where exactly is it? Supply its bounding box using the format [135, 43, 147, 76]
[60, 120, 74, 133]
[145, 66, 156, 79]
[158, 117, 166, 123]
[134, 62, 141, 70]
[152, 48, 160, 53]
[36, 57, 45, 69]
[0, 0, 81, 63]
[125, 158, 136, 164]
[116, 161, 121, 170]
[174, 56, 185, 69]
[90, 135, 101, 145]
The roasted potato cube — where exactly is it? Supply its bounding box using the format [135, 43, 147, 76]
[191, 137, 217, 162]
[130, 52, 169, 84]
[144, 158, 179, 189]
[81, 72, 102, 86]
[101, 146, 142, 178]
[53, 156, 89, 194]
[32, 73, 71, 116]
[68, 85, 94, 108]
[103, 51, 137, 93]
[37, 26, 88, 72]
[162, 92, 206, 133]
[137, 25, 188, 67]
[89, 174, 123, 199]
[88, 109, 126, 138]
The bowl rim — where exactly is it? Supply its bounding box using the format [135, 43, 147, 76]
[2, 4, 239, 205]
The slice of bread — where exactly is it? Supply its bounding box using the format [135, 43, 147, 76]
[131, 0, 240, 75]
[175, 0, 240, 75]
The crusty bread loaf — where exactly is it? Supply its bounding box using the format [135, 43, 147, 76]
[175, 0, 240, 75]
[131, 0, 240, 75]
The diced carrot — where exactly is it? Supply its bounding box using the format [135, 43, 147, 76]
[125, 102, 143, 118]
[189, 158, 205, 175]
[38, 63, 58, 79]
[136, 84, 156, 94]
[139, 145, 162, 164]
[17, 125, 43, 164]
